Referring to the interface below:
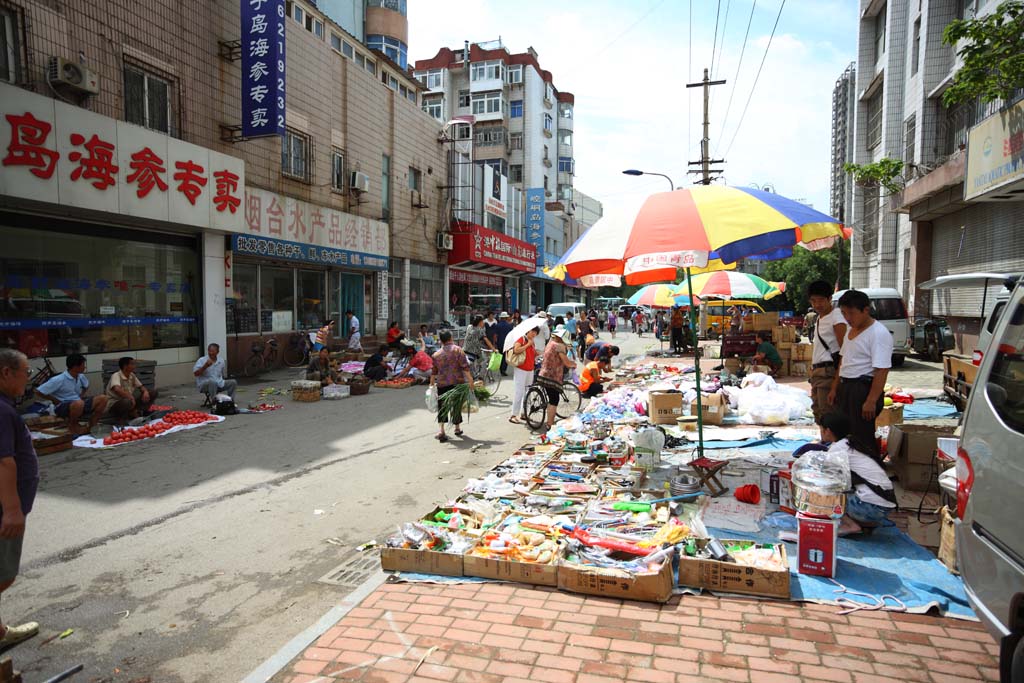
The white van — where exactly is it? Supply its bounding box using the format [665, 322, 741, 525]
[833, 288, 911, 366]
[547, 302, 588, 320]
[919, 272, 1019, 366]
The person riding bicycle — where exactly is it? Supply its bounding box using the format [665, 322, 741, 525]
[463, 316, 495, 363]
[313, 320, 335, 351]
[536, 327, 577, 433]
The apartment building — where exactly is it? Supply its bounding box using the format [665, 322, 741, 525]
[847, 0, 1024, 350]
[830, 62, 857, 225]
[0, 0, 447, 383]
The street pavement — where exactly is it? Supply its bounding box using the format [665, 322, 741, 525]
[5, 331, 960, 682]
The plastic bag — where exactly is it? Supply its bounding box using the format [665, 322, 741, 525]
[464, 386, 480, 414]
[792, 445, 851, 492]
[425, 385, 438, 412]
[488, 350, 502, 372]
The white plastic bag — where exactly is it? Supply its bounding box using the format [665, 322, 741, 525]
[425, 385, 438, 412]
[792, 446, 851, 492]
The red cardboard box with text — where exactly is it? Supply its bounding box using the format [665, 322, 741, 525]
[797, 513, 838, 577]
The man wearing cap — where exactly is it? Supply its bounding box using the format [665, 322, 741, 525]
[494, 312, 514, 376]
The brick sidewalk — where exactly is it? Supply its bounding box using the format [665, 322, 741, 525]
[276, 581, 1000, 683]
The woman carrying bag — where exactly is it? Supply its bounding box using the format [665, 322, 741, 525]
[508, 328, 538, 424]
[536, 327, 577, 433]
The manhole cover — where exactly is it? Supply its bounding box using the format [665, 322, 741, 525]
[317, 551, 380, 587]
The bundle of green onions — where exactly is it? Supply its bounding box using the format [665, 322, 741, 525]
[437, 383, 476, 422]
[473, 386, 492, 402]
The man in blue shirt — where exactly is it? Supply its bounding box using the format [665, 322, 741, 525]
[0, 349, 41, 646]
[37, 353, 108, 436]
[564, 311, 579, 341]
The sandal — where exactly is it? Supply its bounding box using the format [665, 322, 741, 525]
[454, 429, 464, 437]
[436, 433, 448, 443]
[508, 416, 522, 424]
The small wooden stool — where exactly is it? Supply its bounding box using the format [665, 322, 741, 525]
[689, 457, 730, 497]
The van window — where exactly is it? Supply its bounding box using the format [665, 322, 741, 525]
[985, 301, 1024, 434]
[871, 298, 907, 320]
[986, 301, 1007, 334]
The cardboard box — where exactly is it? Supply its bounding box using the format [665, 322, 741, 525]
[691, 392, 727, 426]
[557, 556, 674, 603]
[463, 553, 559, 586]
[896, 459, 954, 492]
[777, 341, 794, 352]
[791, 343, 812, 362]
[751, 314, 773, 331]
[379, 547, 466, 576]
[773, 325, 797, 343]
[875, 404, 904, 428]
[677, 539, 791, 599]
[648, 391, 684, 425]
[778, 469, 795, 514]
[888, 424, 957, 466]
[791, 361, 809, 377]
[797, 514, 838, 577]
[938, 506, 958, 575]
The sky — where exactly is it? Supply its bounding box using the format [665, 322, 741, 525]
[407, 0, 859, 218]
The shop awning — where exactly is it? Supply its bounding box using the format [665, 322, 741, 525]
[448, 222, 537, 276]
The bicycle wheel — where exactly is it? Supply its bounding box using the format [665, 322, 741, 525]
[486, 367, 502, 395]
[557, 383, 582, 418]
[283, 342, 306, 367]
[243, 354, 263, 377]
[266, 348, 279, 369]
[523, 386, 548, 431]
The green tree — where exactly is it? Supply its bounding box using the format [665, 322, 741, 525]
[759, 242, 850, 313]
[942, 0, 1024, 106]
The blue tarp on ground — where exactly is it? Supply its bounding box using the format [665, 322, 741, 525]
[704, 522, 975, 619]
[903, 398, 960, 420]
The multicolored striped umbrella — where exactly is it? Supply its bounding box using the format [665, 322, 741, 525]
[627, 285, 701, 309]
[673, 271, 786, 301]
[622, 186, 847, 283]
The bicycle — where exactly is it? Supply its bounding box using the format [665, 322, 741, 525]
[523, 351, 584, 431]
[17, 357, 57, 410]
[470, 349, 502, 395]
[284, 329, 315, 367]
[243, 336, 280, 377]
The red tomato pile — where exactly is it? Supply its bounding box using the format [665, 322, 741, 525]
[103, 421, 172, 445]
[163, 410, 218, 426]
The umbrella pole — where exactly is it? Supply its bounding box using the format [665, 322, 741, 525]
[686, 267, 704, 458]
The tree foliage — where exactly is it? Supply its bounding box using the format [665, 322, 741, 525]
[942, 0, 1024, 106]
[759, 241, 851, 314]
[843, 158, 905, 194]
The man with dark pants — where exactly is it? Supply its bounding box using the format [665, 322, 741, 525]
[829, 290, 893, 462]
[807, 281, 847, 438]
[0, 349, 41, 646]
[430, 330, 473, 442]
[36, 354, 108, 436]
[493, 312, 514, 376]
[106, 357, 157, 423]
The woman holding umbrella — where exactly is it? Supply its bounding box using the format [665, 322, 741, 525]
[504, 317, 543, 424]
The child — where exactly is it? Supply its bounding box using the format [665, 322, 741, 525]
[753, 332, 783, 376]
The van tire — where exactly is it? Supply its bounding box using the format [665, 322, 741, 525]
[891, 355, 905, 367]
[1009, 633, 1023, 683]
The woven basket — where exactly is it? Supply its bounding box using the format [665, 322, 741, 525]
[290, 380, 321, 402]
[349, 378, 371, 396]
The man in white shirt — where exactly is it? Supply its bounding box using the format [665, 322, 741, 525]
[807, 281, 847, 435]
[193, 343, 237, 400]
[344, 310, 362, 351]
[829, 290, 893, 462]
[818, 413, 896, 536]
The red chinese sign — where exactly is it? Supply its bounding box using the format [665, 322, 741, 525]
[449, 223, 537, 272]
[68, 133, 118, 190]
[2, 112, 58, 179]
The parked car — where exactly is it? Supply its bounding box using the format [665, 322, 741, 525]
[833, 288, 911, 366]
[547, 302, 588, 320]
[956, 277, 1024, 683]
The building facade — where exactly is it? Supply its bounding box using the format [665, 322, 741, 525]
[0, 0, 448, 384]
[846, 0, 1024, 352]
[830, 62, 857, 225]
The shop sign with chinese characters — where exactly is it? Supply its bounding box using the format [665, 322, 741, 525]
[242, 186, 389, 259]
[231, 235, 387, 270]
[241, 0, 286, 138]
[450, 269, 504, 287]
[0, 82, 245, 230]
[524, 188, 545, 266]
[449, 223, 537, 272]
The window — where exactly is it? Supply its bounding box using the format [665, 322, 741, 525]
[298, 270, 326, 328]
[367, 34, 408, 68]
[904, 115, 916, 164]
[230, 263, 259, 334]
[543, 175, 549, 191]
[407, 89, 416, 104]
[507, 65, 522, 84]
[470, 60, 503, 82]
[261, 267, 295, 332]
[509, 132, 523, 150]
[356, 53, 365, 67]
[543, 144, 549, 161]
[331, 33, 343, 52]
[510, 99, 523, 118]
[475, 127, 505, 146]
[399, 84, 408, 98]
[861, 186, 879, 253]
[343, 41, 354, 58]
[365, 59, 376, 76]
[456, 125, 471, 140]
[560, 104, 573, 119]
[471, 91, 502, 115]
[871, 297, 907, 321]
[874, 7, 886, 64]
[866, 91, 883, 150]
[389, 76, 398, 90]
[382, 153, 391, 221]
[543, 113, 553, 132]
[331, 150, 346, 192]
[292, 3, 304, 24]
[559, 185, 573, 202]
[911, 19, 921, 76]
[545, 83, 554, 101]
[409, 263, 445, 324]
[1, 8, 20, 84]
[408, 167, 421, 191]
[421, 69, 443, 89]
[282, 128, 311, 181]
[422, 96, 442, 120]
[957, 0, 979, 19]
[458, 90, 470, 108]
[124, 65, 172, 134]
[986, 300, 1024, 433]
[558, 130, 572, 146]
[558, 157, 574, 173]
[311, 18, 324, 38]
[510, 164, 523, 183]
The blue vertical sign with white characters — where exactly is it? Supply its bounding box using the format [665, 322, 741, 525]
[241, 0, 286, 138]
[525, 188, 545, 268]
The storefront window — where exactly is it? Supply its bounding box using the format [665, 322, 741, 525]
[297, 270, 326, 329]
[409, 263, 444, 325]
[229, 263, 259, 334]
[260, 267, 294, 332]
[1, 224, 199, 357]
[449, 272, 504, 326]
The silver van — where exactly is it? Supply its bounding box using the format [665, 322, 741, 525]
[956, 278, 1024, 682]
[547, 302, 588, 320]
[833, 288, 911, 366]
[919, 272, 1018, 366]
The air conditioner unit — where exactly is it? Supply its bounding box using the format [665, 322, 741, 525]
[436, 232, 454, 250]
[411, 190, 429, 208]
[349, 171, 371, 193]
[47, 57, 100, 95]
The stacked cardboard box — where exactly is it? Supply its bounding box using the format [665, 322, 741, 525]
[887, 424, 956, 491]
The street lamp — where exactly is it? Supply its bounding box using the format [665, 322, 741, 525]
[622, 169, 675, 191]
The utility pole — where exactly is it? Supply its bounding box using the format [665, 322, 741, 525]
[686, 68, 726, 184]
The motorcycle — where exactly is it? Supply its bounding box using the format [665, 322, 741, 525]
[911, 317, 955, 362]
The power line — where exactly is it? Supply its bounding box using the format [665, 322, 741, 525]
[714, 0, 757, 157]
[591, 0, 666, 58]
[723, 0, 786, 159]
[710, 0, 722, 71]
[687, 0, 693, 157]
[711, 0, 732, 78]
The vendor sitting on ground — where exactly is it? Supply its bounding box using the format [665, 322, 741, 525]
[419, 325, 438, 354]
[578, 357, 613, 398]
[386, 322, 406, 350]
[752, 332, 783, 376]
[37, 353, 109, 436]
[106, 356, 157, 424]
[797, 412, 897, 536]
[362, 344, 390, 382]
[306, 347, 341, 386]
[394, 340, 433, 384]
[584, 341, 620, 367]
